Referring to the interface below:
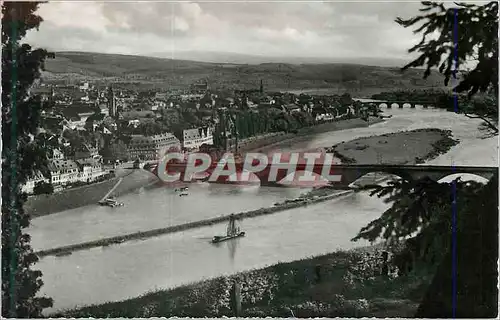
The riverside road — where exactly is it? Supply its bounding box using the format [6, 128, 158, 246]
[29, 107, 498, 313]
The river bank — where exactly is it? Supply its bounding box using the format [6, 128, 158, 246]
[26, 169, 156, 218]
[35, 188, 353, 257]
[253, 117, 384, 153]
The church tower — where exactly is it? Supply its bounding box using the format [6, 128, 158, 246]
[95, 87, 100, 106]
[259, 79, 264, 94]
[107, 86, 117, 118]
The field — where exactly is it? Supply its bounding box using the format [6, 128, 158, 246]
[42, 51, 445, 96]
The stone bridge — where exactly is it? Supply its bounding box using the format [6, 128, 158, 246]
[152, 162, 498, 188]
[356, 99, 437, 109]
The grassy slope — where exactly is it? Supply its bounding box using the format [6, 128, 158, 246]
[42, 51, 445, 95]
[57, 247, 429, 318]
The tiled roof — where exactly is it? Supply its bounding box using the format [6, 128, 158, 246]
[129, 133, 179, 145]
[48, 159, 79, 172]
[76, 158, 101, 167]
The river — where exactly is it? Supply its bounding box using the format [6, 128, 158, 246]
[30, 107, 497, 313]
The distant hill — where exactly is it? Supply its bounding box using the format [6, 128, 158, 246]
[148, 50, 411, 67]
[42, 51, 446, 97]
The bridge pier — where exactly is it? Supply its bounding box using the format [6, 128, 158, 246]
[410, 104, 416, 109]
[423, 105, 428, 109]
[398, 104, 403, 109]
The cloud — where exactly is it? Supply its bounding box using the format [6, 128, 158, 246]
[25, 0, 436, 61]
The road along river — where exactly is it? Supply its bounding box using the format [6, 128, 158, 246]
[31, 107, 497, 313]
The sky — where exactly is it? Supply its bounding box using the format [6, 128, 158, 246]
[24, 1, 471, 61]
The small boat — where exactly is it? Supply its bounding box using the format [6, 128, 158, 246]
[99, 198, 124, 207]
[175, 187, 189, 192]
[179, 192, 189, 197]
[212, 215, 245, 243]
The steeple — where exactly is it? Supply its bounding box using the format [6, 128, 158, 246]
[107, 86, 117, 118]
[95, 87, 100, 106]
[259, 79, 263, 94]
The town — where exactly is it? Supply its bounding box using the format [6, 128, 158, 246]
[25, 78, 378, 194]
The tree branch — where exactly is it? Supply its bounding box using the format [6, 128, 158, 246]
[463, 112, 499, 133]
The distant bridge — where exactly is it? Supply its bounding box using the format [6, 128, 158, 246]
[150, 159, 498, 188]
[355, 99, 438, 109]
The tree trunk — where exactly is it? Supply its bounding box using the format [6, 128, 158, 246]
[230, 281, 242, 317]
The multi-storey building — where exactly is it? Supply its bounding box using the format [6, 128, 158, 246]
[127, 133, 181, 161]
[48, 159, 81, 187]
[76, 158, 106, 182]
[182, 127, 214, 151]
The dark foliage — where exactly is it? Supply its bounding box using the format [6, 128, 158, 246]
[396, 1, 498, 134]
[2, 2, 54, 317]
[398, 1, 498, 98]
[352, 177, 485, 272]
[415, 173, 498, 317]
[33, 181, 53, 195]
[355, 5, 499, 297]
[352, 173, 498, 317]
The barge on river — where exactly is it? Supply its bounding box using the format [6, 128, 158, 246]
[212, 214, 245, 243]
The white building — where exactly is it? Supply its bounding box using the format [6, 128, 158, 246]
[180, 93, 204, 101]
[182, 127, 214, 151]
[50, 148, 65, 160]
[48, 159, 81, 187]
[79, 82, 89, 91]
[22, 171, 48, 194]
[128, 119, 140, 128]
[76, 158, 106, 182]
[155, 92, 168, 100]
[127, 133, 181, 161]
[315, 113, 334, 122]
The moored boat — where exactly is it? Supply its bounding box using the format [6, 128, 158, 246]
[98, 197, 124, 207]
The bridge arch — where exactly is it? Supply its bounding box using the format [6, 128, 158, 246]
[408, 169, 495, 184]
[350, 171, 405, 188]
[390, 102, 400, 109]
[437, 173, 490, 185]
[379, 103, 388, 109]
[402, 103, 412, 108]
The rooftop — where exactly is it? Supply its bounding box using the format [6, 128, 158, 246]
[76, 158, 101, 167]
[48, 159, 79, 172]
